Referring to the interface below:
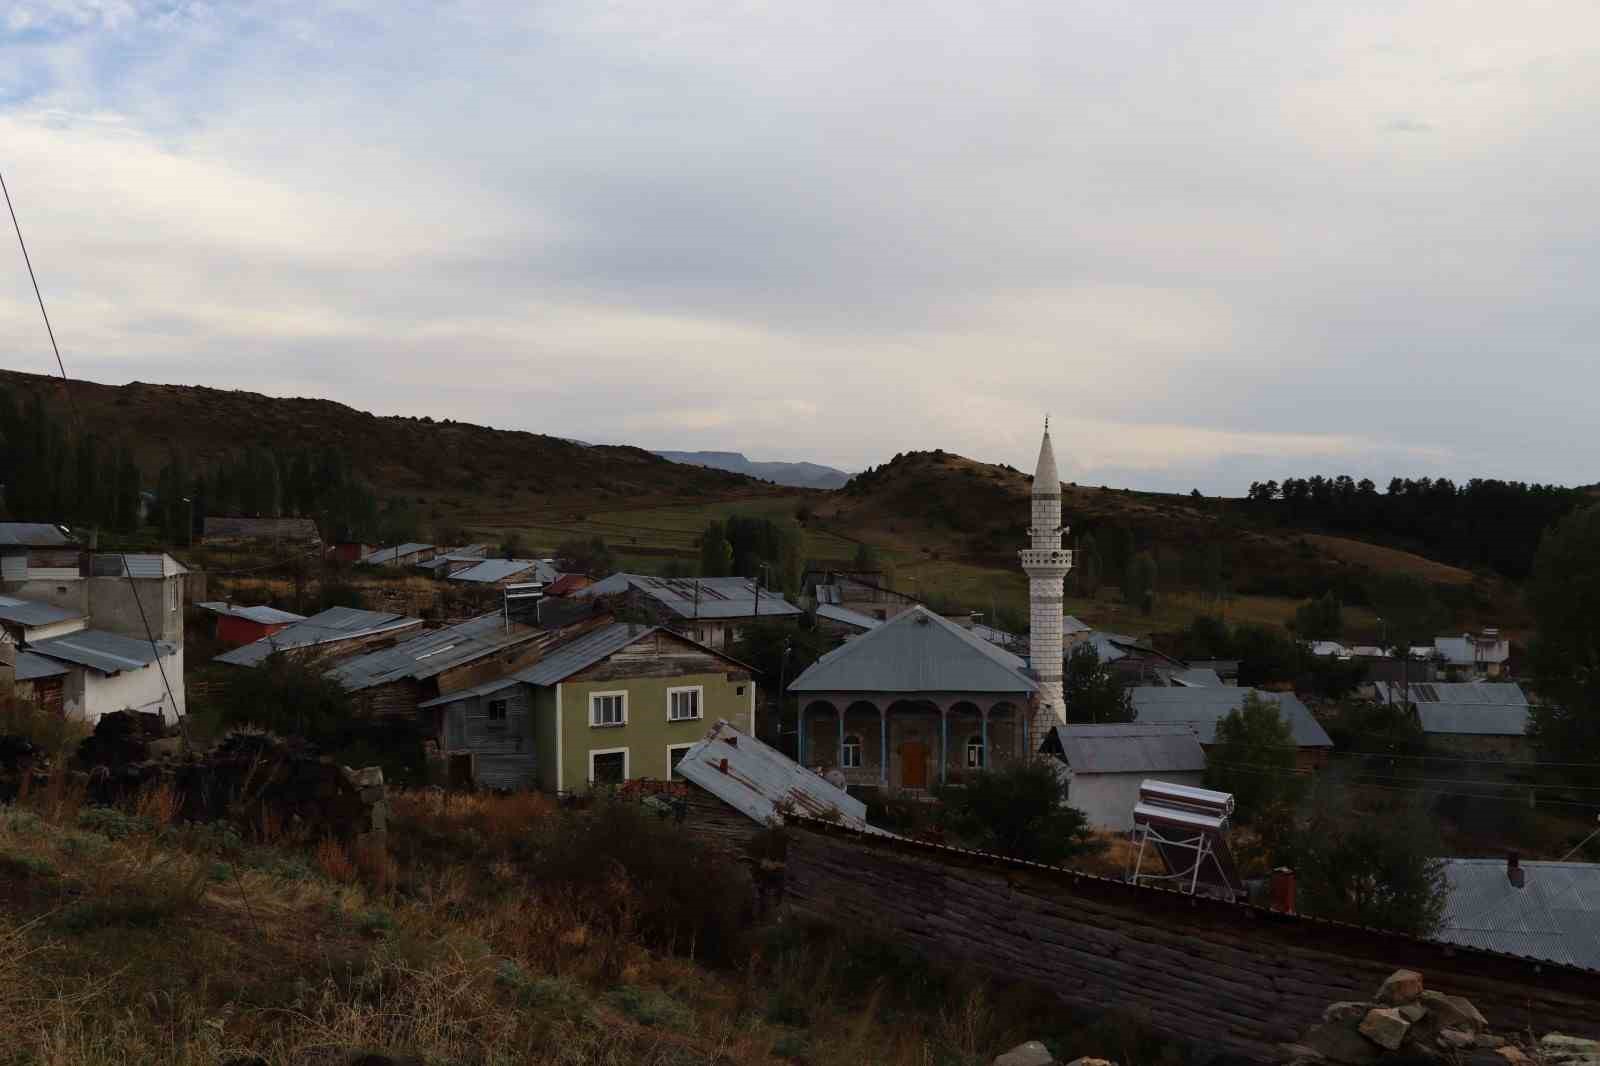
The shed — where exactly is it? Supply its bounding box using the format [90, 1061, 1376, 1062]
[196, 601, 307, 647]
[360, 543, 436, 567]
[214, 606, 423, 667]
[1040, 723, 1208, 830]
[25, 628, 182, 723]
[447, 558, 560, 586]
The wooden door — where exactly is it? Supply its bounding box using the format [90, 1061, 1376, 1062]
[900, 741, 928, 789]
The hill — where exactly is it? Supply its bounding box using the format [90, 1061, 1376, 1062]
[653, 450, 851, 489]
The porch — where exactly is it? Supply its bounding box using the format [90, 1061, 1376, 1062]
[797, 694, 1032, 790]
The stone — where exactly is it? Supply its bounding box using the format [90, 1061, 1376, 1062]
[1495, 1048, 1532, 1066]
[1542, 1036, 1600, 1056]
[1301, 1024, 1381, 1065]
[1399, 1003, 1428, 1023]
[1420, 991, 1487, 1032]
[355, 766, 384, 789]
[1438, 1028, 1475, 1050]
[1375, 969, 1425, 1006]
[993, 1041, 1055, 1066]
[1324, 1002, 1374, 1024]
[1359, 1008, 1410, 1052]
[1278, 1043, 1327, 1064]
[1474, 1034, 1505, 1049]
[1063, 1059, 1114, 1066]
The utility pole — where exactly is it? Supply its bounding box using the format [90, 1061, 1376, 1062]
[776, 637, 792, 749]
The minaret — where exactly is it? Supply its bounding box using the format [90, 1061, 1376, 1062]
[1020, 419, 1073, 737]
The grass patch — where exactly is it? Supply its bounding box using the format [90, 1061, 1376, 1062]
[608, 984, 692, 1029]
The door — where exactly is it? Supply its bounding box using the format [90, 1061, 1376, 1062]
[900, 741, 928, 789]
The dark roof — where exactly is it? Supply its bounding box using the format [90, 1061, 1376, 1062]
[1128, 687, 1333, 747]
[1437, 859, 1600, 971]
[448, 558, 559, 584]
[215, 607, 421, 666]
[1045, 722, 1207, 775]
[324, 613, 542, 691]
[15, 650, 69, 680]
[27, 629, 174, 674]
[790, 606, 1037, 695]
[0, 523, 75, 547]
[0, 595, 81, 628]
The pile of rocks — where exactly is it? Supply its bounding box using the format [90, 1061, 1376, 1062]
[1287, 969, 1600, 1065]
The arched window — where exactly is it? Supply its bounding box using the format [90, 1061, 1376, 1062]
[842, 734, 862, 769]
[966, 734, 985, 769]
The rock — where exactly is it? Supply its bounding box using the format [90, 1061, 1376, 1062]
[1359, 1008, 1411, 1052]
[1495, 1048, 1532, 1066]
[994, 1041, 1055, 1066]
[1375, 969, 1425, 1006]
[1420, 991, 1487, 1032]
[1278, 1043, 1327, 1064]
[1063, 1059, 1115, 1066]
[1474, 1034, 1505, 1049]
[1399, 1003, 1428, 1023]
[1542, 1036, 1600, 1057]
[355, 766, 384, 789]
[1438, 1028, 1475, 1050]
[1302, 1024, 1381, 1065]
[1324, 1002, 1373, 1024]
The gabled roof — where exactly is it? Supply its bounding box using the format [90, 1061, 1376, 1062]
[580, 573, 802, 619]
[27, 629, 174, 675]
[1155, 667, 1224, 688]
[197, 601, 306, 625]
[215, 606, 421, 666]
[1436, 859, 1600, 971]
[676, 719, 870, 829]
[361, 542, 433, 565]
[1374, 681, 1530, 736]
[324, 612, 541, 691]
[0, 523, 75, 547]
[1044, 722, 1207, 775]
[448, 558, 559, 584]
[1128, 687, 1333, 747]
[91, 552, 188, 578]
[0, 595, 81, 628]
[790, 606, 1036, 695]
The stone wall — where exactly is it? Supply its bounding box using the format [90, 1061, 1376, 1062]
[783, 823, 1600, 1063]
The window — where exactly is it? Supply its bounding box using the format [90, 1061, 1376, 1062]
[842, 734, 862, 769]
[668, 744, 693, 777]
[590, 749, 627, 785]
[590, 691, 627, 727]
[668, 686, 702, 721]
[736, 685, 745, 696]
[966, 735, 985, 769]
[487, 699, 508, 722]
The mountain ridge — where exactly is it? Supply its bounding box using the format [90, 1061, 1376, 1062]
[653, 450, 850, 489]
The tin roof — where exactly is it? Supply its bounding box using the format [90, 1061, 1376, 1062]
[675, 719, 869, 829]
[197, 601, 306, 625]
[215, 606, 421, 666]
[817, 603, 882, 632]
[360, 543, 433, 565]
[0, 523, 75, 547]
[0, 595, 81, 628]
[448, 558, 559, 584]
[28, 629, 174, 675]
[1128, 687, 1333, 747]
[1436, 859, 1600, 971]
[1435, 635, 1511, 666]
[15, 650, 69, 680]
[1045, 722, 1207, 775]
[1374, 682, 1530, 736]
[581, 573, 802, 619]
[1155, 667, 1224, 688]
[790, 606, 1036, 695]
[87, 552, 188, 578]
[325, 612, 541, 691]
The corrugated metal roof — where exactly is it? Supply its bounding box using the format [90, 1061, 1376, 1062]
[325, 612, 540, 691]
[675, 719, 869, 829]
[361, 542, 433, 565]
[197, 601, 306, 625]
[581, 573, 802, 619]
[1155, 667, 1224, 688]
[28, 629, 173, 675]
[215, 606, 420, 666]
[0, 595, 81, 627]
[1129, 687, 1333, 747]
[0, 523, 74, 547]
[1063, 615, 1091, 634]
[1047, 722, 1207, 775]
[1374, 682, 1530, 736]
[1435, 635, 1511, 666]
[1436, 859, 1600, 971]
[15, 650, 68, 680]
[817, 603, 881, 632]
[448, 558, 559, 584]
[790, 606, 1036, 695]
[514, 623, 654, 687]
[971, 623, 1022, 650]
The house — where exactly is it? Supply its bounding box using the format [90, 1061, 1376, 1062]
[1080, 630, 1189, 684]
[202, 516, 321, 545]
[1433, 856, 1600, 971]
[1128, 686, 1333, 770]
[447, 558, 560, 587]
[214, 606, 424, 667]
[804, 570, 915, 623]
[1374, 681, 1531, 756]
[789, 606, 1039, 790]
[672, 719, 870, 851]
[1308, 641, 1351, 659]
[14, 650, 69, 714]
[360, 542, 436, 567]
[23, 628, 182, 723]
[1039, 722, 1208, 830]
[577, 573, 801, 649]
[0, 522, 79, 578]
[1434, 630, 1511, 680]
[415, 545, 489, 577]
[1153, 667, 1224, 688]
[417, 623, 756, 792]
[1059, 615, 1093, 647]
[544, 573, 593, 598]
[196, 602, 307, 647]
[327, 542, 375, 564]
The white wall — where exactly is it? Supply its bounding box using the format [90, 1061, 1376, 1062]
[62, 647, 185, 725]
[1067, 769, 1206, 831]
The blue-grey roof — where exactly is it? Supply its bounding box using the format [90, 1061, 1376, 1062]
[418, 623, 659, 707]
[361, 543, 433, 565]
[0, 523, 74, 547]
[1157, 667, 1224, 688]
[448, 558, 559, 584]
[325, 613, 541, 691]
[790, 606, 1037, 695]
[1046, 722, 1207, 775]
[1128, 687, 1333, 747]
[675, 719, 869, 829]
[817, 603, 881, 632]
[215, 606, 421, 666]
[0, 595, 81, 628]
[87, 552, 187, 578]
[197, 601, 306, 625]
[15, 650, 68, 680]
[28, 629, 174, 675]
[1436, 859, 1600, 972]
[1374, 682, 1530, 736]
[581, 573, 801, 619]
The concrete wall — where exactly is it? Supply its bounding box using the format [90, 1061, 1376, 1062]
[6, 574, 183, 645]
[1067, 769, 1204, 830]
[64, 647, 184, 725]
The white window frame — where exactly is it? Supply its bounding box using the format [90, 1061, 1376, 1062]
[666, 685, 704, 722]
[841, 734, 862, 769]
[589, 690, 628, 727]
[966, 734, 986, 769]
[588, 747, 629, 786]
[667, 743, 694, 778]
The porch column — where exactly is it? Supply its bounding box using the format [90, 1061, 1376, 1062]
[879, 704, 889, 787]
[939, 703, 949, 786]
[980, 707, 989, 771]
[797, 704, 805, 767]
[837, 705, 846, 771]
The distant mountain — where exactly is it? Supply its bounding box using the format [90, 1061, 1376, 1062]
[653, 450, 851, 489]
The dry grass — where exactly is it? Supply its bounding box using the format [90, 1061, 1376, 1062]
[1302, 534, 1477, 586]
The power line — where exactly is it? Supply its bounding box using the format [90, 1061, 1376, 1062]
[0, 167, 73, 417]
[1206, 762, 1600, 810]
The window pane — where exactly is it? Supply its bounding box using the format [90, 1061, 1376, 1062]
[592, 751, 625, 784]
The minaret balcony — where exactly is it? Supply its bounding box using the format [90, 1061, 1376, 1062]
[1019, 548, 1073, 570]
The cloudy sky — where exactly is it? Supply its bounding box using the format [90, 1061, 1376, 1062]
[1, 1, 1596, 493]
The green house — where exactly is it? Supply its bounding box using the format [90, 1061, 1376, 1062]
[420, 623, 756, 791]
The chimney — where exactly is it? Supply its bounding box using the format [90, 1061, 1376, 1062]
[1269, 867, 1297, 913]
[718, 757, 728, 774]
[1507, 851, 1525, 888]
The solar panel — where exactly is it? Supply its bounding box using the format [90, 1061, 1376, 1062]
[1129, 778, 1243, 900]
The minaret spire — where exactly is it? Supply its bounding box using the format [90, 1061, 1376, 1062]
[1020, 421, 1072, 738]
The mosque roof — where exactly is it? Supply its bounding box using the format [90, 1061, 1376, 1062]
[789, 606, 1037, 695]
[1033, 425, 1060, 493]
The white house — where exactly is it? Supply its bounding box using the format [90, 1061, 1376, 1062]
[24, 628, 183, 724]
[1039, 722, 1208, 830]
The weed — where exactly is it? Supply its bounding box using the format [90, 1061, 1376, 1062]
[520, 975, 589, 1016]
[54, 898, 176, 933]
[208, 861, 234, 883]
[316, 837, 357, 882]
[76, 806, 156, 841]
[608, 984, 692, 1029]
[0, 851, 55, 879]
[357, 909, 395, 938]
[772, 1032, 810, 1060]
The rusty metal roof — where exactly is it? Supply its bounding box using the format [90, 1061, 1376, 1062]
[674, 719, 869, 830]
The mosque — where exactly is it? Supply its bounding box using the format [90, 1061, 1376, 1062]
[788, 424, 1072, 789]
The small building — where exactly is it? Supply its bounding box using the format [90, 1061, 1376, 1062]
[327, 542, 375, 564]
[544, 573, 593, 597]
[14, 650, 69, 714]
[360, 542, 436, 567]
[1128, 686, 1333, 770]
[577, 573, 801, 649]
[1374, 681, 1531, 757]
[214, 606, 424, 668]
[418, 623, 756, 792]
[1186, 659, 1240, 685]
[0, 595, 85, 643]
[24, 628, 183, 723]
[0, 522, 79, 579]
[1080, 630, 1189, 684]
[789, 606, 1038, 790]
[1434, 630, 1511, 680]
[415, 545, 489, 577]
[815, 602, 883, 639]
[447, 558, 560, 587]
[1039, 722, 1208, 830]
[202, 516, 321, 545]
[196, 602, 307, 647]
[1434, 856, 1600, 971]
[1153, 667, 1224, 688]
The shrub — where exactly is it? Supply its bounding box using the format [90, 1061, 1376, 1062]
[608, 985, 691, 1029]
[0, 851, 55, 879]
[937, 762, 1103, 865]
[77, 806, 157, 841]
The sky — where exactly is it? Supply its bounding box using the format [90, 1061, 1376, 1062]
[1, 1, 1597, 494]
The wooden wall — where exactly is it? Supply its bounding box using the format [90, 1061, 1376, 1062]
[784, 825, 1600, 1062]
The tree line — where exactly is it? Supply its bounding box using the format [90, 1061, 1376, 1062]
[691, 515, 803, 597]
[0, 390, 143, 533]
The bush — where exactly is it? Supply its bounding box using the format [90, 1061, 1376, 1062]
[607, 985, 691, 1029]
[77, 806, 157, 841]
[937, 761, 1102, 865]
